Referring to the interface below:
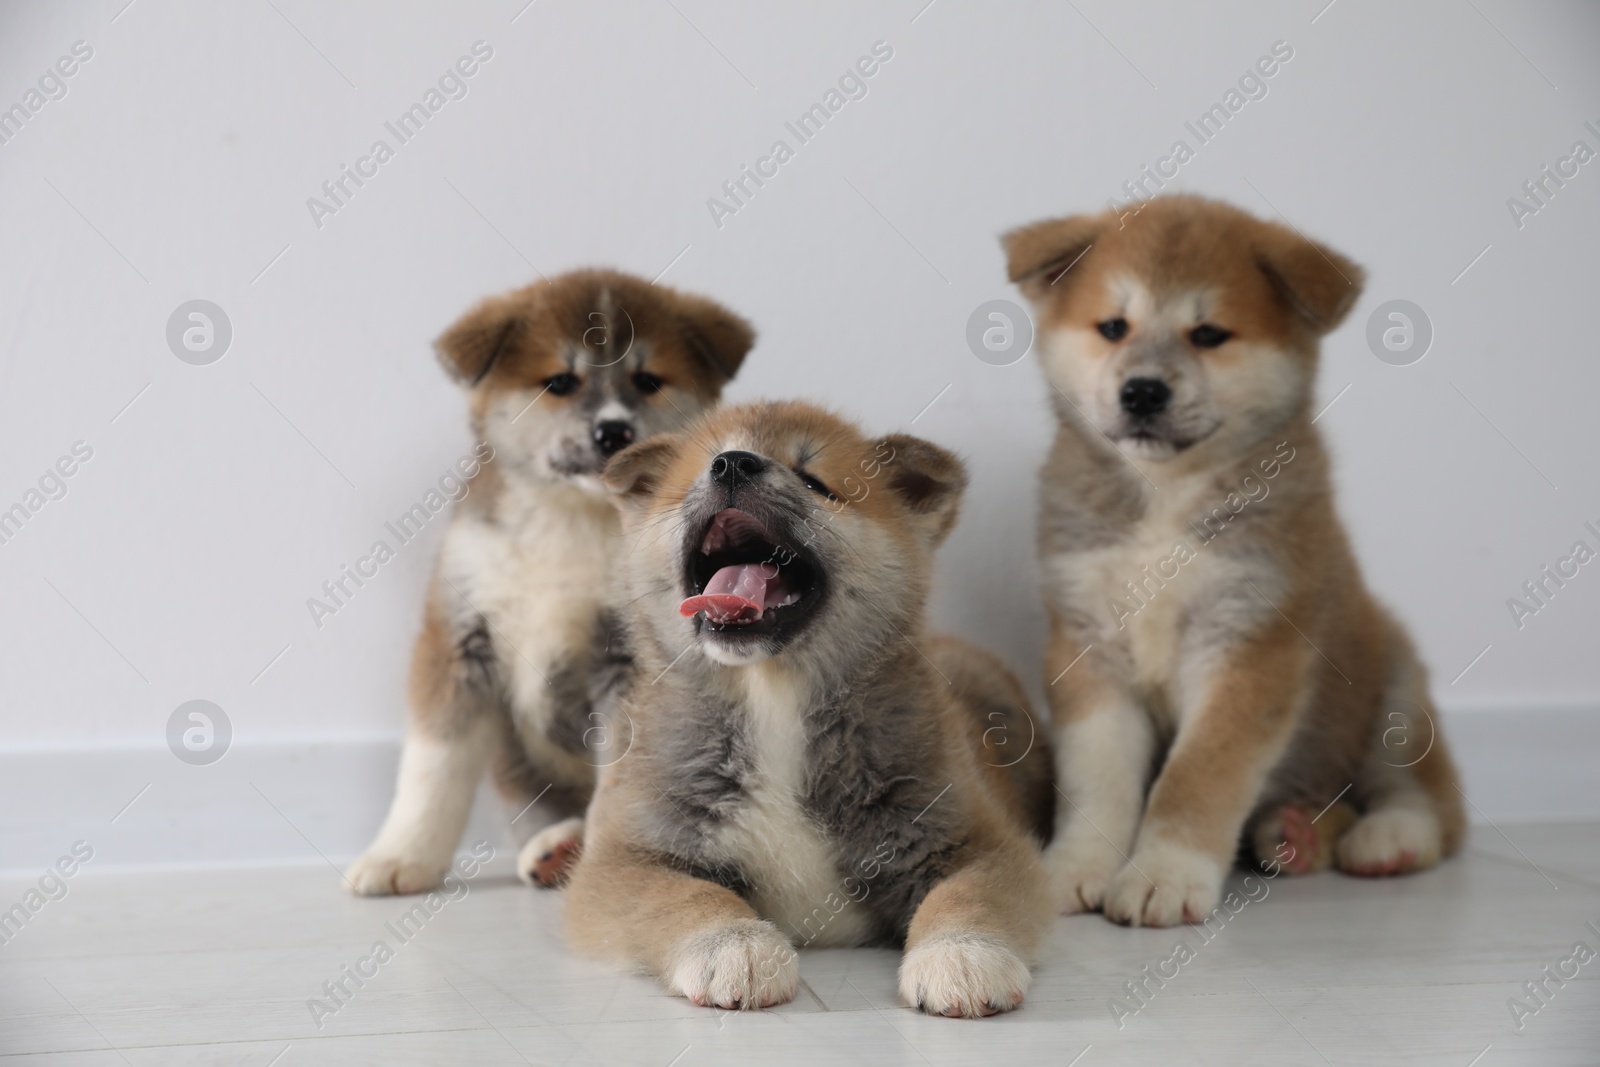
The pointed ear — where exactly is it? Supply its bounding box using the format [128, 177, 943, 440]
[878, 434, 968, 545]
[603, 434, 683, 506]
[1254, 226, 1365, 334]
[434, 293, 527, 385]
[1002, 214, 1105, 303]
[673, 292, 755, 385]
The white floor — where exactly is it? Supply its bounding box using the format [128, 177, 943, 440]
[3, 825, 1598, 1067]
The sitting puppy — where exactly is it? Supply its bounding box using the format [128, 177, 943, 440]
[1003, 195, 1464, 927]
[564, 401, 1053, 1017]
[347, 269, 753, 895]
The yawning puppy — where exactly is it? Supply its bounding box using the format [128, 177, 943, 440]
[1003, 195, 1464, 927]
[564, 401, 1053, 1017]
[347, 269, 753, 896]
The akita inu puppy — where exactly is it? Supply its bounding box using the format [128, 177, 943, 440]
[564, 402, 1053, 1017]
[1003, 195, 1464, 927]
[347, 269, 753, 896]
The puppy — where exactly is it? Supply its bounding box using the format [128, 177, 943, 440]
[1003, 195, 1464, 927]
[564, 401, 1053, 1017]
[347, 269, 753, 895]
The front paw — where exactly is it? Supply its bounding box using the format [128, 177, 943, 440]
[1102, 842, 1223, 927]
[1043, 837, 1126, 914]
[665, 920, 798, 1010]
[899, 934, 1030, 1018]
[345, 850, 449, 896]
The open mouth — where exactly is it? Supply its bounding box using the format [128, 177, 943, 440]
[679, 509, 820, 637]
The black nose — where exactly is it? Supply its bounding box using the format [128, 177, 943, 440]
[1120, 377, 1172, 418]
[709, 450, 767, 487]
[594, 421, 634, 457]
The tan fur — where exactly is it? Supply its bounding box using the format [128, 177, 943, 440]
[346, 270, 752, 897]
[565, 402, 1052, 1017]
[930, 637, 1055, 844]
[1005, 195, 1464, 927]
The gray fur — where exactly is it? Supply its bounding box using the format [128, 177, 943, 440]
[611, 446, 990, 946]
[633, 657, 969, 945]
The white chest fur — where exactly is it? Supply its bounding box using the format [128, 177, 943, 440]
[703, 666, 871, 948]
[439, 480, 620, 723]
[1048, 475, 1273, 720]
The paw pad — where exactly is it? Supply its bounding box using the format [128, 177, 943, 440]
[532, 838, 581, 887]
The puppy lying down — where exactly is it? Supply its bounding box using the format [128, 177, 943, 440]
[564, 401, 1054, 1018]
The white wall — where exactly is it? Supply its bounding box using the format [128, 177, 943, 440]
[2, 1, 1597, 865]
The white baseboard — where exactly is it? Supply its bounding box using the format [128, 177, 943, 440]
[1, 706, 1594, 875]
[1439, 703, 1599, 824]
[0, 735, 529, 878]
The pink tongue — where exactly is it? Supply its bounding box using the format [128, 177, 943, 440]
[679, 563, 777, 623]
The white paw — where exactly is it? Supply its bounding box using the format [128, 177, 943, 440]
[899, 934, 1030, 1018]
[345, 850, 449, 896]
[517, 817, 585, 888]
[1043, 836, 1127, 915]
[665, 920, 798, 1010]
[1103, 841, 1223, 927]
[1337, 806, 1441, 877]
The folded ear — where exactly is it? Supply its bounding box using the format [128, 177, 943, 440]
[434, 293, 527, 385]
[878, 434, 968, 545]
[1254, 226, 1366, 334]
[603, 434, 683, 506]
[1002, 213, 1105, 303]
[674, 293, 755, 385]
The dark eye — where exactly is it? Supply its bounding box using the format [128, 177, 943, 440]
[632, 371, 664, 395]
[1190, 324, 1232, 348]
[796, 469, 835, 499]
[1097, 318, 1129, 341]
[544, 372, 580, 396]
